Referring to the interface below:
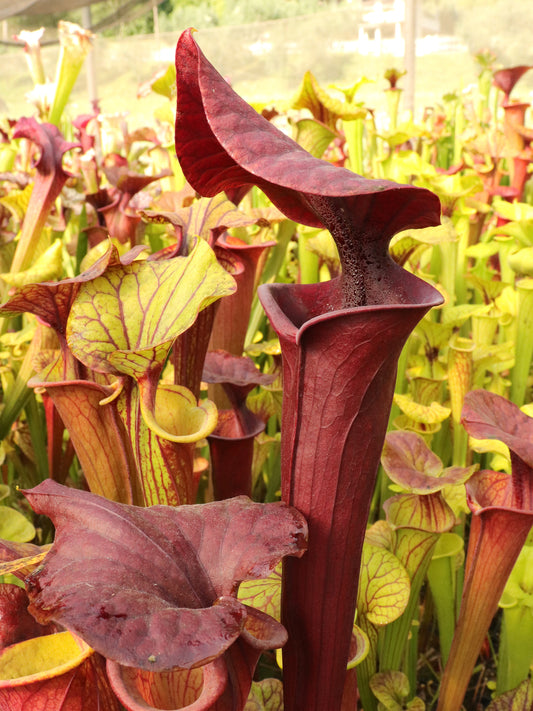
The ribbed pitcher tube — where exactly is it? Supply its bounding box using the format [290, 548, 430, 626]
[259, 273, 442, 711]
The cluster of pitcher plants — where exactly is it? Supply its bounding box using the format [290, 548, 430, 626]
[1, 20, 533, 711]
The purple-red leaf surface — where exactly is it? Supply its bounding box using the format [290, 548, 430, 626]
[11, 118, 79, 273]
[461, 389, 533, 467]
[0, 585, 53, 650]
[175, 29, 441, 307]
[174, 27, 443, 711]
[203, 350, 276, 404]
[493, 66, 533, 102]
[462, 389, 533, 510]
[23, 481, 307, 672]
[382, 430, 476, 494]
[203, 351, 273, 499]
[437, 390, 533, 711]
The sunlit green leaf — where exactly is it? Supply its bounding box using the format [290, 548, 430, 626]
[357, 543, 410, 626]
[393, 393, 451, 424]
[238, 563, 282, 622]
[384, 492, 456, 533]
[67, 239, 236, 378]
[0, 507, 36, 542]
[487, 678, 533, 710]
[0, 239, 63, 288]
[245, 678, 284, 710]
[0, 183, 33, 222]
[0, 630, 92, 680]
[370, 670, 425, 711]
[292, 70, 366, 129]
[509, 247, 533, 276]
[292, 118, 336, 158]
[500, 544, 533, 608]
[142, 192, 258, 244]
[347, 622, 371, 669]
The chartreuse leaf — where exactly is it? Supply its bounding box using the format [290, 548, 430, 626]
[0, 486, 8, 502]
[493, 197, 533, 223]
[148, 62, 176, 100]
[390, 223, 456, 267]
[0, 508, 35, 543]
[0, 630, 121, 711]
[117, 383, 215, 505]
[358, 544, 410, 627]
[0, 183, 33, 222]
[305, 228, 340, 275]
[385, 493, 457, 532]
[354, 539, 411, 709]
[508, 247, 533, 276]
[0, 631, 91, 680]
[245, 678, 284, 710]
[497, 545, 533, 694]
[144, 192, 258, 244]
[427, 532, 465, 664]
[292, 70, 366, 129]
[107, 663, 209, 710]
[370, 670, 425, 711]
[238, 563, 282, 622]
[66, 239, 233, 445]
[441, 303, 492, 327]
[487, 678, 533, 711]
[378, 432, 464, 679]
[468, 434, 510, 461]
[66, 238, 235, 377]
[123, 361, 219, 444]
[393, 393, 451, 425]
[347, 623, 371, 669]
[511, 278, 533, 407]
[0, 239, 63, 288]
[293, 119, 337, 159]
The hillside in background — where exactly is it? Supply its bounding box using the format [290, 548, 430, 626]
[1, 0, 532, 124]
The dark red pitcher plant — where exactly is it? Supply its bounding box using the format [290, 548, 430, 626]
[174, 29, 443, 711]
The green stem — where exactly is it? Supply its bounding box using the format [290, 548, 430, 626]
[453, 101, 464, 166]
[448, 336, 474, 467]
[510, 278, 533, 406]
[48, 23, 93, 126]
[378, 531, 438, 671]
[297, 230, 320, 284]
[343, 118, 365, 175]
[25, 392, 49, 482]
[245, 220, 295, 347]
[0, 337, 36, 441]
[426, 532, 464, 665]
[496, 604, 533, 694]
[353, 619, 379, 711]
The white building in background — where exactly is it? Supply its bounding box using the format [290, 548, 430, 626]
[343, 0, 466, 57]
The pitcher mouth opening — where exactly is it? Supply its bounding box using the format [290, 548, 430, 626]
[258, 273, 443, 335]
[0, 631, 92, 685]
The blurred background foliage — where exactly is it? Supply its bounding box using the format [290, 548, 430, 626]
[1, 0, 533, 136]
